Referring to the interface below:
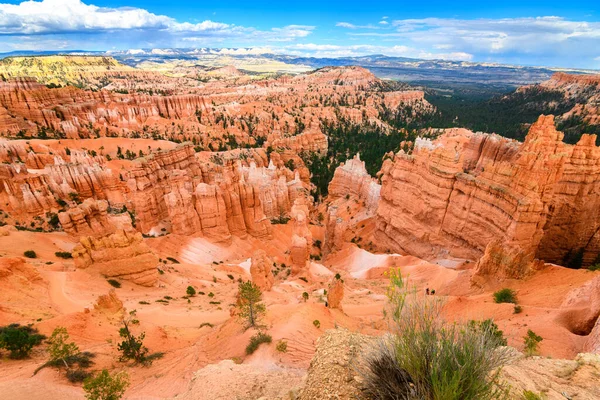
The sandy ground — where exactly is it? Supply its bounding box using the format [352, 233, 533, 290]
[1, 226, 598, 399]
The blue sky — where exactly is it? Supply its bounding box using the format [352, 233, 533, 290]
[0, 0, 599, 68]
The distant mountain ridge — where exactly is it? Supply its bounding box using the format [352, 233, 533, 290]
[1, 48, 598, 89]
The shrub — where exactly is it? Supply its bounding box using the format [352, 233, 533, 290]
[313, 320, 320, 329]
[302, 292, 309, 302]
[227, 274, 234, 280]
[468, 319, 507, 347]
[66, 368, 91, 383]
[199, 322, 214, 328]
[358, 269, 510, 400]
[186, 286, 196, 297]
[0, 324, 45, 359]
[514, 305, 523, 314]
[523, 329, 543, 356]
[24, 250, 37, 258]
[523, 390, 544, 400]
[138, 301, 150, 305]
[276, 340, 288, 353]
[166, 257, 180, 264]
[493, 288, 517, 304]
[245, 332, 272, 355]
[588, 264, 600, 271]
[55, 251, 72, 259]
[107, 279, 121, 288]
[83, 369, 129, 400]
[357, 338, 414, 400]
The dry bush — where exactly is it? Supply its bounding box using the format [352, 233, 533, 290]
[356, 269, 511, 400]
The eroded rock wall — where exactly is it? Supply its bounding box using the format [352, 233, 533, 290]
[375, 115, 600, 265]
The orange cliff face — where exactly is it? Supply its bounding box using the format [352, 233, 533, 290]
[0, 136, 310, 241]
[375, 115, 600, 266]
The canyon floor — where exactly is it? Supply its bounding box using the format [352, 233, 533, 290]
[0, 58, 599, 399]
[1, 222, 599, 399]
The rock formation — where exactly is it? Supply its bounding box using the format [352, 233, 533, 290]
[556, 276, 600, 350]
[93, 289, 125, 315]
[323, 153, 381, 256]
[250, 249, 275, 291]
[0, 257, 42, 283]
[289, 198, 312, 274]
[327, 276, 344, 310]
[376, 115, 600, 266]
[328, 153, 380, 212]
[61, 199, 159, 286]
[72, 229, 159, 286]
[472, 240, 545, 284]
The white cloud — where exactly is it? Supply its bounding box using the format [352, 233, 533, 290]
[0, 0, 313, 43]
[336, 21, 379, 30]
[379, 20, 388, 25]
[283, 43, 473, 61]
[388, 16, 600, 58]
[336, 22, 357, 29]
[0, 0, 173, 34]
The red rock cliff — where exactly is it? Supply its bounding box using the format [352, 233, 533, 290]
[375, 115, 600, 265]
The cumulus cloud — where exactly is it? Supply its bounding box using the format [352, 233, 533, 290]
[0, 0, 174, 34]
[0, 0, 313, 42]
[388, 16, 600, 59]
[283, 43, 473, 61]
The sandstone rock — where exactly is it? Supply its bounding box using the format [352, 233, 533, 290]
[328, 153, 380, 212]
[556, 276, 600, 347]
[323, 154, 381, 257]
[290, 198, 312, 274]
[472, 240, 545, 284]
[375, 115, 600, 266]
[0, 257, 42, 282]
[322, 206, 345, 257]
[58, 199, 116, 237]
[93, 289, 125, 315]
[72, 229, 159, 286]
[250, 249, 275, 291]
[327, 276, 344, 310]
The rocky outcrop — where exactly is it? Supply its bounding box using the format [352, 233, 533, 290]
[328, 153, 380, 212]
[327, 276, 344, 310]
[375, 116, 600, 266]
[0, 146, 123, 219]
[556, 276, 600, 349]
[290, 198, 312, 274]
[322, 206, 345, 257]
[250, 249, 275, 291]
[61, 199, 159, 286]
[472, 240, 545, 283]
[0, 257, 42, 282]
[93, 289, 125, 315]
[300, 329, 600, 400]
[322, 154, 381, 257]
[127, 144, 282, 240]
[58, 199, 115, 237]
[72, 229, 159, 286]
